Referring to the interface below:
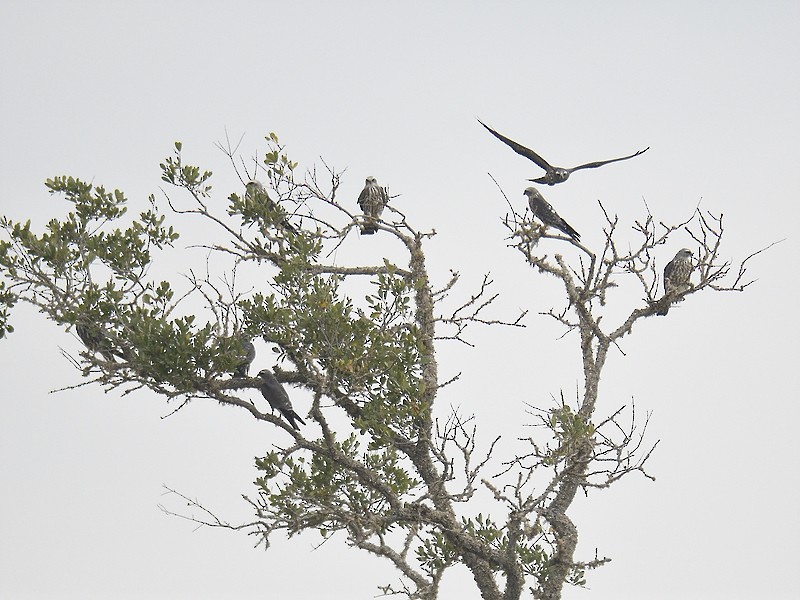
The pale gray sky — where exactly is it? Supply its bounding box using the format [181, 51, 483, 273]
[1, 2, 798, 599]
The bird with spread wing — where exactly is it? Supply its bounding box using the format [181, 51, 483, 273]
[479, 119, 648, 186]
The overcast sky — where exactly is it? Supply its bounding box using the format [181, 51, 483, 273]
[1, 2, 799, 599]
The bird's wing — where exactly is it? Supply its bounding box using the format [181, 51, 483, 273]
[663, 256, 677, 281]
[374, 186, 389, 216]
[556, 216, 580, 241]
[676, 258, 692, 282]
[359, 184, 389, 216]
[240, 340, 256, 364]
[249, 182, 298, 233]
[530, 195, 563, 226]
[664, 256, 684, 294]
[284, 410, 306, 430]
[357, 185, 373, 212]
[261, 377, 290, 405]
[478, 120, 554, 171]
[567, 147, 649, 173]
[530, 195, 580, 241]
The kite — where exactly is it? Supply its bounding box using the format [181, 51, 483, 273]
[257, 368, 306, 430]
[231, 336, 256, 378]
[524, 187, 581, 242]
[75, 322, 127, 362]
[657, 248, 694, 315]
[245, 180, 297, 233]
[357, 176, 389, 234]
[479, 119, 648, 186]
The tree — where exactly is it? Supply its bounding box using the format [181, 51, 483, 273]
[0, 134, 766, 599]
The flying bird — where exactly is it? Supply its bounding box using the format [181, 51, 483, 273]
[257, 368, 306, 430]
[245, 180, 297, 233]
[231, 336, 256, 378]
[357, 176, 389, 234]
[479, 119, 649, 186]
[657, 248, 694, 316]
[523, 187, 581, 242]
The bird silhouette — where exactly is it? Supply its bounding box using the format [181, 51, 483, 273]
[257, 369, 306, 430]
[357, 176, 389, 234]
[657, 248, 694, 316]
[245, 180, 297, 233]
[75, 321, 128, 362]
[524, 187, 580, 242]
[479, 120, 648, 186]
[227, 336, 255, 378]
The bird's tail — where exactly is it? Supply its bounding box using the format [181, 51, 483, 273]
[360, 221, 378, 235]
[284, 410, 307, 430]
[280, 218, 298, 234]
[562, 221, 581, 242]
[655, 295, 671, 316]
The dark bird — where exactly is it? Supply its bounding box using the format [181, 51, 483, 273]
[657, 248, 694, 316]
[245, 180, 297, 233]
[523, 187, 581, 242]
[230, 336, 256, 378]
[357, 176, 389, 234]
[257, 368, 306, 430]
[479, 119, 649, 186]
[76, 322, 127, 362]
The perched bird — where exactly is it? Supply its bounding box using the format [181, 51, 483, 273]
[357, 176, 389, 234]
[479, 120, 648, 186]
[257, 369, 306, 430]
[76, 322, 126, 362]
[231, 336, 256, 378]
[245, 180, 297, 233]
[523, 187, 581, 242]
[657, 248, 694, 316]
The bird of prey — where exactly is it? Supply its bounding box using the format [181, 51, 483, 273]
[357, 176, 389, 234]
[478, 120, 649, 186]
[76, 322, 126, 362]
[523, 187, 581, 242]
[231, 336, 256, 378]
[257, 368, 306, 430]
[657, 248, 694, 316]
[245, 180, 297, 233]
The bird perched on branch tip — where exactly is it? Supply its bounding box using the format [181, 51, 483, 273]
[657, 248, 694, 316]
[357, 176, 389, 234]
[524, 187, 581, 242]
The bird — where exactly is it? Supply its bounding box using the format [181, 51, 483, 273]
[245, 180, 297, 233]
[257, 368, 306, 430]
[357, 176, 389, 234]
[523, 187, 581, 242]
[231, 336, 256, 378]
[478, 119, 649, 186]
[657, 248, 694, 316]
[75, 322, 127, 362]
